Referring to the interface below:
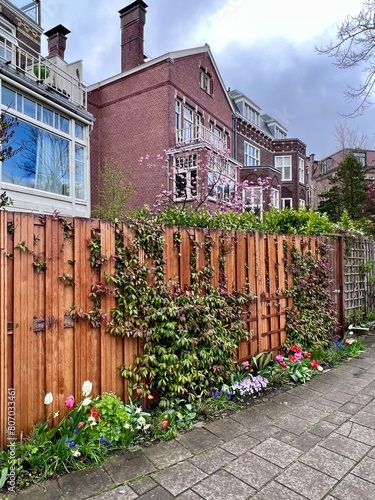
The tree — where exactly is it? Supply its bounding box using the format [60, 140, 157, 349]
[332, 123, 373, 151]
[92, 158, 133, 221]
[317, 2, 375, 116]
[318, 154, 370, 221]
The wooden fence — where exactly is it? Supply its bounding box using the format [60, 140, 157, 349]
[0, 212, 343, 448]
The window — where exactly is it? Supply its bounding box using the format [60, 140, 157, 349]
[174, 153, 198, 200]
[276, 155, 292, 181]
[282, 198, 292, 209]
[299, 199, 305, 208]
[321, 157, 332, 174]
[207, 154, 236, 202]
[244, 186, 263, 215]
[0, 19, 17, 64]
[299, 157, 305, 183]
[274, 127, 286, 139]
[1, 84, 86, 199]
[244, 142, 260, 166]
[353, 152, 366, 166]
[271, 188, 280, 209]
[200, 68, 213, 95]
[243, 103, 258, 126]
[175, 99, 200, 143]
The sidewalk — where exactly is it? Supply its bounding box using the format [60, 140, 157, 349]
[8, 338, 375, 499]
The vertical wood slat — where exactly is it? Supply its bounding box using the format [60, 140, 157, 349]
[0, 211, 8, 447]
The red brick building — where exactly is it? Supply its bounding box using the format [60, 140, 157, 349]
[88, 0, 307, 215]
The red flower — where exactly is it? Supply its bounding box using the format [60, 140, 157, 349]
[290, 345, 302, 354]
[77, 421, 84, 429]
[310, 360, 319, 369]
[304, 352, 311, 358]
[160, 420, 169, 429]
[90, 408, 100, 420]
[136, 388, 143, 396]
[289, 355, 296, 363]
[281, 362, 287, 369]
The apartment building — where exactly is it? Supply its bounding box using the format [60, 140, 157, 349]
[0, 0, 93, 216]
[307, 149, 375, 210]
[88, 0, 307, 215]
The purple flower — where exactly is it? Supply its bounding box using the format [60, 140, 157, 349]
[275, 354, 284, 363]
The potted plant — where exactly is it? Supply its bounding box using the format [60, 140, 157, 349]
[33, 63, 50, 80]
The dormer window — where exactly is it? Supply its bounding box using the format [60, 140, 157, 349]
[0, 19, 17, 64]
[200, 68, 213, 95]
[243, 103, 259, 126]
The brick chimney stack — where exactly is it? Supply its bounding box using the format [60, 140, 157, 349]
[44, 24, 71, 60]
[119, 0, 148, 72]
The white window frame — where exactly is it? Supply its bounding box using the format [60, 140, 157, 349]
[282, 198, 292, 209]
[243, 103, 259, 126]
[271, 188, 280, 209]
[173, 153, 198, 201]
[207, 154, 237, 203]
[299, 157, 305, 183]
[299, 199, 305, 208]
[276, 155, 292, 181]
[244, 142, 260, 167]
[200, 68, 213, 95]
[0, 19, 18, 64]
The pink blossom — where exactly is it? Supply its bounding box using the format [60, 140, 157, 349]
[275, 354, 284, 363]
[65, 395, 75, 409]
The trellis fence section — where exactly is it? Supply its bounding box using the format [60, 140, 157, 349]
[343, 235, 375, 319]
[0, 212, 342, 448]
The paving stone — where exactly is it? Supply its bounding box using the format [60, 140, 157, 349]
[349, 394, 373, 406]
[259, 401, 294, 419]
[247, 424, 281, 441]
[276, 462, 337, 499]
[336, 420, 375, 446]
[305, 379, 334, 394]
[176, 491, 204, 500]
[291, 404, 330, 424]
[192, 470, 255, 500]
[310, 397, 342, 413]
[320, 432, 371, 460]
[361, 401, 375, 414]
[291, 431, 322, 451]
[137, 485, 173, 499]
[351, 456, 375, 484]
[220, 434, 260, 455]
[300, 445, 355, 479]
[324, 410, 351, 425]
[96, 484, 138, 499]
[287, 386, 321, 401]
[250, 436, 302, 468]
[104, 450, 156, 484]
[330, 473, 375, 499]
[272, 392, 306, 407]
[252, 481, 308, 499]
[340, 402, 368, 415]
[58, 466, 114, 499]
[273, 413, 313, 435]
[324, 390, 353, 404]
[152, 461, 206, 496]
[176, 427, 223, 453]
[362, 385, 375, 397]
[129, 476, 159, 495]
[273, 429, 300, 444]
[350, 409, 375, 429]
[142, 439, 193, 468]
[230, 407, 272, 429]
[308, 420, 337, 438]
[8, 481, 63, 499]
[224, 452, 281, 489]
[189, 447, 236, 474]
[202, 416, 248, 441]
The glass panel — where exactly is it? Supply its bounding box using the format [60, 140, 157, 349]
[60, 116, 69, 134]
[24, 97, 36, 118]
[75, 144, 85, 199]
[43, 107, 54, 126]
[75, 123, 83, 140]
[2, 86, 16, 109]
[2, 118, 70, 195]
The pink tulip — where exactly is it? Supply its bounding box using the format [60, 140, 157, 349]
[65, 395, 75, 409]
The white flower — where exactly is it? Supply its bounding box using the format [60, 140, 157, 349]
[317, 365, 324, 372]
[72, 449, 81, 457]
[135, 407, 142, 414]
[44, 392, 53, 405]
[82, 380, 92, 397]
[123, 423, 131, 429]
[348, 324, 353, 330]
[81, 397, 92, 407]
[88, 416, 97, 426]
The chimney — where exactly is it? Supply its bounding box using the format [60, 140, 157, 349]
[119, 0, 148, 72]
[44, 24, 71, 60]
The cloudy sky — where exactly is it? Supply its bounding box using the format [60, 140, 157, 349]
[40, 0, 372, 158]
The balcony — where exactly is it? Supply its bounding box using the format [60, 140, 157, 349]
[0, 45, 87, 109]
[175, 125, 230, 153]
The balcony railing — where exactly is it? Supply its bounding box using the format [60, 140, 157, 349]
[1, 45, 87, 109]
[175, 125, 230, 152]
